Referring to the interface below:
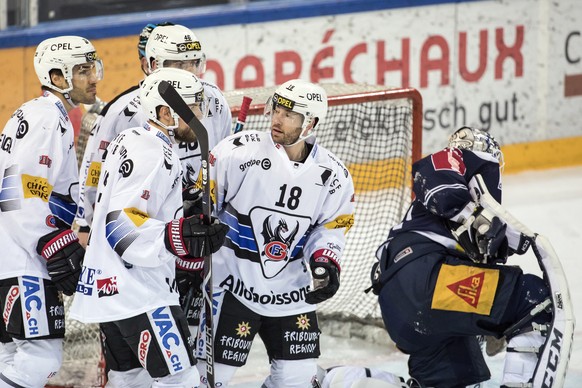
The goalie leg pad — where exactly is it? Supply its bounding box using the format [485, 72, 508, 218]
[501, 331, 546, 387]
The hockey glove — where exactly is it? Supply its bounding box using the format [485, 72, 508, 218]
[305, 250, 341, 305]
[182, 185, 204, 218]
[165, 215, 229, 258]
[36, 229, 84, 296]
[451, 206, 509, 264]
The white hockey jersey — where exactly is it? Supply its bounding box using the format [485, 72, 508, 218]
[0, 91, 79, 280]
[69, 124, 183, 323]
[210, 130, 355, 317]
[77, 79, 231, 227]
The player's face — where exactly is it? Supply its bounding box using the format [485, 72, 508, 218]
[173, 103, 204, 143]
[163, 59, 202, 76]
[69, 62, 100, 105]
[270, 105, 305, 146]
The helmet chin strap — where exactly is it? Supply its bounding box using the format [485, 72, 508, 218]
[63, 92, 78, 109]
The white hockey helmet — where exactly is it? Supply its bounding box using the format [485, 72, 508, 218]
[140, 67, 206, 132]
[449, 126, 504, 167]
[265, 79, 328, 137]
[145, 24, 206, 75]
[34, 36, 103, 94]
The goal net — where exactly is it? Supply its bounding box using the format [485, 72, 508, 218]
[51, 83, 421, 387]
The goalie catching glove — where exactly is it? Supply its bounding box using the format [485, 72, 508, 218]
[450, 203, 509, 263]
[306, 249, 341, 304]
[165, 214, 229, 258]
[36, 229, 84, 296]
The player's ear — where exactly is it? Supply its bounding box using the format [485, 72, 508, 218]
[49, 70, 66, 89]
[158, 105, 172, 121]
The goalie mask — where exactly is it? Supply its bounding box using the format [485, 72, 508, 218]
[140, 67, 207, 135]
[449, 126, 504, 169]
[145, 24, 206, 76]
[264, 79, 328, 144]
[34, 36, 104, 95]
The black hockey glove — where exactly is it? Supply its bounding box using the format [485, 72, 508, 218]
[182, 185, 204, 218]
[451, 206, 509, 264]
[165, 215, 229, 258]
[305, 250, 341, 305]
[36, 229, 84, 296]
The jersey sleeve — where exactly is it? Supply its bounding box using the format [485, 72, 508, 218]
[98, 134, 178, 268]
[76, 93, 145, 229]
[412, 147, 475, 220]
[302, 160, 355, 271]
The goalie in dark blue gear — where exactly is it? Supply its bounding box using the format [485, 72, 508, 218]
[371, 127, 559, 387]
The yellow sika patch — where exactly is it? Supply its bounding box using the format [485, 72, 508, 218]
[124, 207, 149, 227]
[21, 174, 52, 202]
[324, 214, 354, 234]
[85, 161, 102, 187]
[431, 264, 499, 315]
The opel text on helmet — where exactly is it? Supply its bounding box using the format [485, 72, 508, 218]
[34, 36, 104, 95]
[145, 24, 206, 75]
[140, 67, 206, 132]
[265, 79, 328, 142]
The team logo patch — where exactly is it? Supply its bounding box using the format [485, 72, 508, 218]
[21, 174, 52, 202]
[261, 215, 299, 262]
[97, 276, 119, 297]
[138, 330, 151, 368]
[431, 148, 466, 175]
[85, 161, 101, 187]
[39, 155, 52, 167]
[124, 207, 149, 227]
[236, 321, 251, 338]
[431, 264, 499, 315]
[3, 286, 19, 324]
[296, 314, 310, 330]
[393, 247, 413, 264]
[141, 190, 150, 200]
[323, 214, 354, 234]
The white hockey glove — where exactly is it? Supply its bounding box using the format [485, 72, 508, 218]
[37, 229, 84, 296]
[451, 204, 509, 264]
[165, 214, 229, 258]
[306, 249, 341, 304]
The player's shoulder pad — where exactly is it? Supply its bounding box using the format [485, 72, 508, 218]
[315, 146, 352, 182]
[23, 95, 69, 130]
[99, 84, 140, 117]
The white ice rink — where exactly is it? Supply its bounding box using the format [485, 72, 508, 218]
[231, 165, 582, 387]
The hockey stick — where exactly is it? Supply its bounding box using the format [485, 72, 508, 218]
[233, 96, 252, 133]
[158, 80, 216, 387]
[470, 175, 575, 387]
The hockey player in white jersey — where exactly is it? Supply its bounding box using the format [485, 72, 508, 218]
[69, 68, 229, 387]
[76, 23, 231, 238]
[0, 35, 103, 387]
[195, 79, 355, 387]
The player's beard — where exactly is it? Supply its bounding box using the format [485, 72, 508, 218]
[271, 125, 302, 146]
[174, 126, 197, 143]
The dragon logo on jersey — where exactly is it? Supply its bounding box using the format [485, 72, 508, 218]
[261, 215, 299, 263]
[250, 207, 310, 279]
